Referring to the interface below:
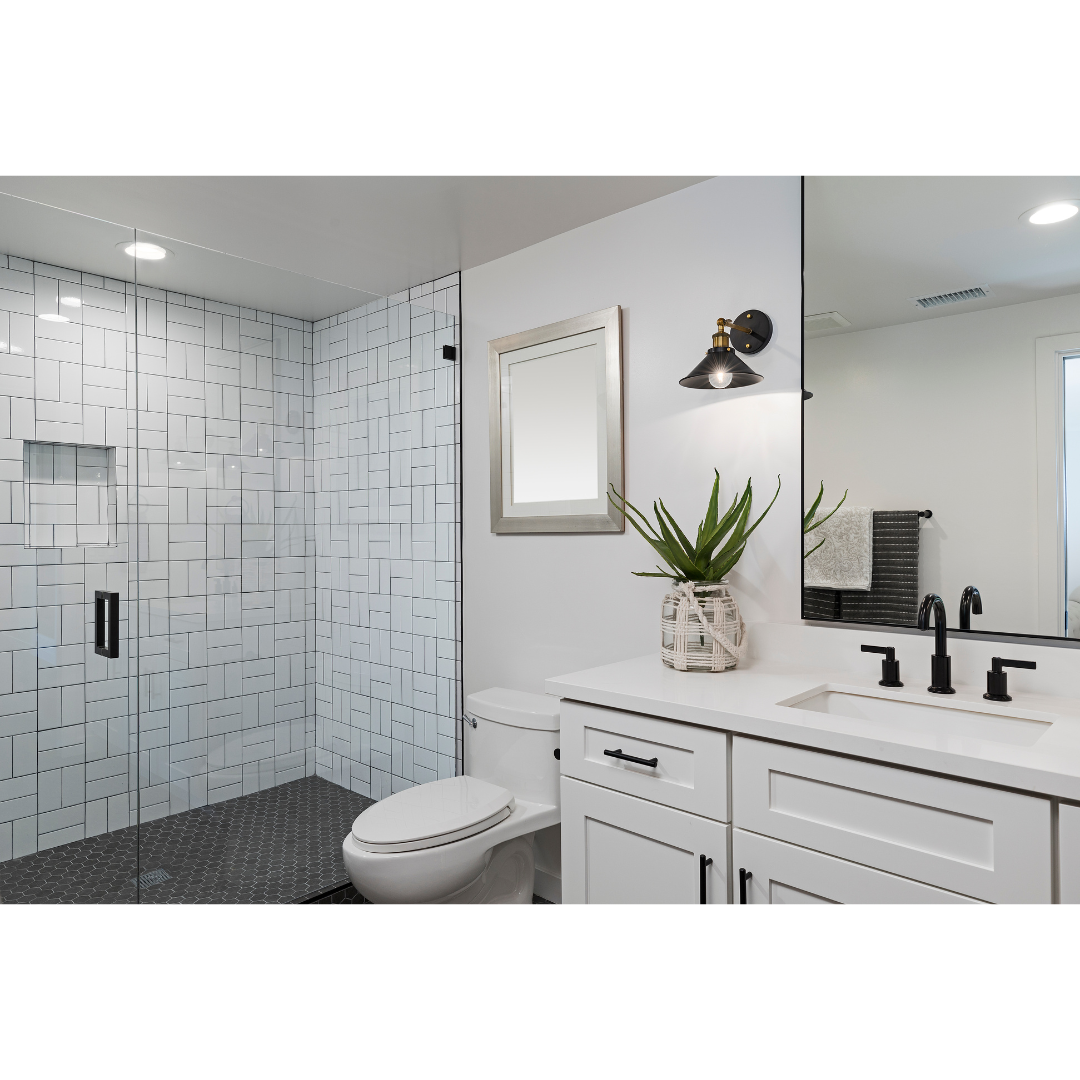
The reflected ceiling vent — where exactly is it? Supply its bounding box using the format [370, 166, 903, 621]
[803, 310, 851, 332]
[910, 284, 992, 309]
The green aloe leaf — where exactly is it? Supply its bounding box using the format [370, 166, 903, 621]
[804, 487, 847, 534]
[697, 470, 721, 549]
[739, 475, 781, 545]
[803, 481, 824, 531]
[608, 486, 662, 541]
[707, 543, 747, 580]
[697, 485, 748, 563]
[658, 498, 701, 567]
[651, 506, 702, 580]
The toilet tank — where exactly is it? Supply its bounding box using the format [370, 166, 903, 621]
[464, 688, 561, 808]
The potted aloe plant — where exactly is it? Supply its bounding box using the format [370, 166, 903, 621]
[609, 472, 780, 672]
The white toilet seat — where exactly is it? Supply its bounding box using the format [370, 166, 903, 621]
[351, 774, 515, 854]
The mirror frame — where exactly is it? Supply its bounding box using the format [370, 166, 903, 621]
[488, 305, 623, 534]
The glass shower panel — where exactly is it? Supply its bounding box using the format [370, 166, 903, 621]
[1063, 354, 1080, 638]
[129, 228, 413, 902]
[0, 193, 139, 902]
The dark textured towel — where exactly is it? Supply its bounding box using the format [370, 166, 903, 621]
[803, 510, 920, 626]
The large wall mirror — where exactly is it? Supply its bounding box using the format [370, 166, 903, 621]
[803, 176, 1080, 640]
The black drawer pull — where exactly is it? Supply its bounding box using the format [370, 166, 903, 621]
[739, 867, 752, 905]
[95, 591, 119, 659]
[603, 748, 659, 768]
[700, 854, 713, 904]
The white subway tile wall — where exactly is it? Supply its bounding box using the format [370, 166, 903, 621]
[0, 248, 461, 864]
[312, 275, 461, 800]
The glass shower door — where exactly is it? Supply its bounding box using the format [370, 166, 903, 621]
[0, 194, 140, 902]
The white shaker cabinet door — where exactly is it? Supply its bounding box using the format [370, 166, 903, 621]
[1060, 803, 1080, 903]
[561, 776, 730, 904]
[732, 829, 982, 905]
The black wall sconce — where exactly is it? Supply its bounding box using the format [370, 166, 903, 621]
[680, 309, 772, 389]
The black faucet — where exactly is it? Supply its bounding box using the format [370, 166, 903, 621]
[959, 586, 983, 630]
[861, 644, 903, 687]
[984, 656, 1037, 702]
[917, 593, 955, 694]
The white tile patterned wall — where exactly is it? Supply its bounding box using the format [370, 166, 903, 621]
[0, 250, 461, 864]
[0, 253, 136, 860]
[312, 275, 460, 801]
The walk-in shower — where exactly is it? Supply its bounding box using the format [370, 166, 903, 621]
[0, 194, 461, 902]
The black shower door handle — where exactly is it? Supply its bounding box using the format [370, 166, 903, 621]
[95, 591, 119, 658]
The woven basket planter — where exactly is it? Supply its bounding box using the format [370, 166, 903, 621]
[660, 580, 746, 672]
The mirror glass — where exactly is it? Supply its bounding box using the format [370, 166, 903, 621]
[505, 329, 603, 506]
[804, 176, 1080, 639]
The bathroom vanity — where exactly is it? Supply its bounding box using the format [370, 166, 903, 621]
[548, 643, 1080, 904]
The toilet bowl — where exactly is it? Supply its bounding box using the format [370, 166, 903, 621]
[342, 688, 560, 903]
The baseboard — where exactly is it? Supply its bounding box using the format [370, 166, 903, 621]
[534, 867, 562, 904]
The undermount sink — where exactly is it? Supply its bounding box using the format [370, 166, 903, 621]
[778, 686, 1054, 747]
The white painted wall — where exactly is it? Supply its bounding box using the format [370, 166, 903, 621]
[805, 291, 1080, 636]
[462, 178, 802, 697]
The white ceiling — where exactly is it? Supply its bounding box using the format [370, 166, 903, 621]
[0, 176, 707, 320]
[805, 176, 1080, 336]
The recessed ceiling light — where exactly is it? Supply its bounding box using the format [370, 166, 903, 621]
[1023, 201, 1080, 225]
[38, 313, 70, 323]
[117, 241, 171, 260]
[59, 296, 81, 308]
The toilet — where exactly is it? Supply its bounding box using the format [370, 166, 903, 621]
[342, 688, 560, 903]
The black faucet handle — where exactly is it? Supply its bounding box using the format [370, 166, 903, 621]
[985, 657, 1035, 702]
[992, 657, 1036, 672]
[862, 644, 902, 687]
[861, 644, 895, 660]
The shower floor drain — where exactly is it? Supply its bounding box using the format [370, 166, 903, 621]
[131, 869, 172, 889]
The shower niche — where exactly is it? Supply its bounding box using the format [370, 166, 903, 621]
[23, 441, 117, 548]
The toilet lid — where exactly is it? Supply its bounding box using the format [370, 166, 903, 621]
[351, 775, 515, 853]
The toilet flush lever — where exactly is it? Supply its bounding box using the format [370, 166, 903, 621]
[463, 714, 477, 728]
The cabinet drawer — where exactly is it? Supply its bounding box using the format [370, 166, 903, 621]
[732, 737, 1050, 903]
[562, 777, 730, 904]
[560, 700, 728, 821]
[732, 829, 981, 904]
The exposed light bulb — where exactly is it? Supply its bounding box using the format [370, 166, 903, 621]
[1027, 202, 1079, 225]
[120, 241, 169, 260]
[38, 313, 70, 323]
[708, 370, 733, 389]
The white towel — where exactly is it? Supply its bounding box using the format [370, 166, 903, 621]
[804, 505, 874, 591]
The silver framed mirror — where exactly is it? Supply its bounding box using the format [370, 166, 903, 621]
[488, 306, 623, 533]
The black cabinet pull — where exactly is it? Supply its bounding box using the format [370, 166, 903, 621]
[739, 867, 752, 905]
[603, 748, 659, 768]
[699, 854, 713, 904]
[95, 591, 119, 658]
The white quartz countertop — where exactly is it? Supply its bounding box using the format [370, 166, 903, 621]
[546, 653, 1080, 801]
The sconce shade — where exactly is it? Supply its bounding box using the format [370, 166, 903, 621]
[680, 347, 764, 389]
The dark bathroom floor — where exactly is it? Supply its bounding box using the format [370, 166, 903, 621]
[0, 776, 374, 904]
[0, 776, 558, 905]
